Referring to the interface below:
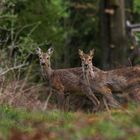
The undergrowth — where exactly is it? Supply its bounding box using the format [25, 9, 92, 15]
[0, 104, 140, 140]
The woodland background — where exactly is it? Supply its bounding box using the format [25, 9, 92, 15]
[0, 0, 140, 139]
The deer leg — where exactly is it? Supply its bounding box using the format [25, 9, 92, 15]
[80, 77, 100, 111]
[63, 92, 73, 111]
[82, 86, 100, 110]
[103, 97, 110, 112]
[43, 87, 53, 111]
[57, 90, 65, 111]
[101, 87, 119, 108]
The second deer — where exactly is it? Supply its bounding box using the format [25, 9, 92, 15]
[78, 49, 119, 109]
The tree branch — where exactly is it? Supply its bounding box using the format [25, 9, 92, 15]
[0, 63, 27, 76]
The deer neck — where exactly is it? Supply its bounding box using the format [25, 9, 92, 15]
[41, 63, 53, 79]
[46, 66, 52, 77]
[83, 63, 94, 80]
[89, 63, 95, 79]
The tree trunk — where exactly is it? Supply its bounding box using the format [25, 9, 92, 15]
[100, 0, 128, 69]
[109, 0, 127, 68]
[100, 0, 111, 70]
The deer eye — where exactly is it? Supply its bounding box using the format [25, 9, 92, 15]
[81, 58, 85, 61]
[89, 59, 92, 61]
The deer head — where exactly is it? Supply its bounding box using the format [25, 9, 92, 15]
[36, 47, 54, 68]
[78, 49, 94, 70]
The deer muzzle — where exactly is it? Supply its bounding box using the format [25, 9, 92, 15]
[84, 64, 89, 69]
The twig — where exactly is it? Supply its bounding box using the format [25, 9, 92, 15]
[128, 58, 133, 67]
[0, 15, 16, 19]
[14, 22, 41, 43]
[43, 88, 53, 111]
[0, 63, 27, 76]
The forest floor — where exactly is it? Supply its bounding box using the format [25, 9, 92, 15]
[0, 80, 140, 140]
[0, 104, 140, 140]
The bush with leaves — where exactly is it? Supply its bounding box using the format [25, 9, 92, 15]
[0, 0, 70, 77]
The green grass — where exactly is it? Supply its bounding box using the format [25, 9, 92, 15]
[0, 104, 140, 140]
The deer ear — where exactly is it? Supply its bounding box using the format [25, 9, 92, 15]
[78, 49, 84, 57]
[48, 47, 54, 55]
[36, 47, 42, 55]
[89, 49, 95, 57]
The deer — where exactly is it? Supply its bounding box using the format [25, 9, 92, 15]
[36, 47, 100, 111]
[78, 49, 120, 109]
